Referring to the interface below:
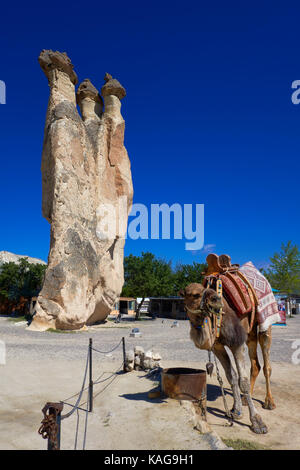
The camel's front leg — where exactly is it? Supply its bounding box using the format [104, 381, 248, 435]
[213, 343, 243, 420]
[232, 344, 268, 434]
[259, 327, 276, 410]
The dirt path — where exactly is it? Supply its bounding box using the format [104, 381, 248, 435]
[1, 356, 299, 450]
[1, 315, 300, 450]
[207, 361, 300, 450]
[160, 359, 300, 450]
[0, 358, 220, 450]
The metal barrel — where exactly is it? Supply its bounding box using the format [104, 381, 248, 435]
[161, 367, 207, 403]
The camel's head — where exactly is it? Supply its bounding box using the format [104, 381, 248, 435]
[200, 288, 223, 316]
[179, 283, 223, 322]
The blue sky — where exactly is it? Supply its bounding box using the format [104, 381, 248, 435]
[0, 1, 299, 270]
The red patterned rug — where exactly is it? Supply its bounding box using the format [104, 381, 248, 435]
[240, 261, 281, 331]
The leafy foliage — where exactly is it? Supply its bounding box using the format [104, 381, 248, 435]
[262, 241, 300, 295]
[172, 261, 207, 294]
[122, 252, 176, 318]
[121, 252, 207, 318]
[0, 258, 47, 302]
[122, 252, 173, 297]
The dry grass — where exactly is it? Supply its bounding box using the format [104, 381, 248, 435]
[222, 438, 269, 450]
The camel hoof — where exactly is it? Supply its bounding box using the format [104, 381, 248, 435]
[250, 414, 268, 434]
[231, 408, 243, 420]
[262, 398, 276, 410]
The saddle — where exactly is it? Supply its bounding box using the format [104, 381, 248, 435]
[203, 253, 258, 330]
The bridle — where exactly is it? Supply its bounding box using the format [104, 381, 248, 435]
[185, 286, 223, 336]
[185, 298, 213, 330]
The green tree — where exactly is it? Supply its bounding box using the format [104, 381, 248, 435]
[122, 252, 174, 319]
[172, 262, 207, 295]
[0, 258, 47, 304]
[262, 241, 300, 295]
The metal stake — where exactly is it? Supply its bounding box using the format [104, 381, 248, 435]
[38, 402, 64, 450]
[89, 338, 93, 412]
[51, 407, 62, 450]
[122, 337, 126, 372]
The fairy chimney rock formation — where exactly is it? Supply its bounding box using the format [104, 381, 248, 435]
[29, 50, 133, 331]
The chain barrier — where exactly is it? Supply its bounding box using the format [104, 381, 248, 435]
[83, 406, 89, 450]
[79, 363, 124, 407]
[60, 348, 90, 420]
[74, 409, 80, 450]
[39, 336, 125, 450]
[61, 386, 89, 404]
[93, 366, 123, 385]
[206, 317, 233, 427]
[91, 364, 123, 401]
[91, 338, 123, 355]
[212, 352, 234, 426]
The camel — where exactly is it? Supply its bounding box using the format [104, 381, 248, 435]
[179, 282, 274, 434]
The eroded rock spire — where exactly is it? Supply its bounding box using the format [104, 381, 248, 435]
[29, 50, 133, 331]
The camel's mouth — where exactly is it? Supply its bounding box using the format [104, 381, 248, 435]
[204, 298, 222, 314]
[185, 299, 222, 316]
[208, 304, 222, 315]
[201, 289, 223, 316]
[183, 287, 223, 317]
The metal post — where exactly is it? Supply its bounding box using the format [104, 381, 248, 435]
[122, 336, 126, 372]
[89, 338, 93, 412]
[47, 405, 62, 450]
[38, 402, 63, 450]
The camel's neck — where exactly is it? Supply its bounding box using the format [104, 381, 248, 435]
[190, 320, 215, 350]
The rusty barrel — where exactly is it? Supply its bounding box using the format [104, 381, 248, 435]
[161, 367, 207, 403]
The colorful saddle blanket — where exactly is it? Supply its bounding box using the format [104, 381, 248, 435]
[219, 272, 253, 316]
[204, 254, 281, 331]
[240, 261, 281, 332]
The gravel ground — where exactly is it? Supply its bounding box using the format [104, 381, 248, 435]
[0, 313, 299, 365]
[0, 313, 299, 450]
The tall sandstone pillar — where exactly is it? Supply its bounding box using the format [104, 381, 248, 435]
[29, 50, 133, 331]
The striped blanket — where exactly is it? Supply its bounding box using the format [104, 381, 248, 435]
[240, 261, 281, 332]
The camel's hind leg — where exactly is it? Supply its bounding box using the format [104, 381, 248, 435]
[242, 325, 261, 405]
[259, 326, 276, 410]
[232, 344, 268, 434]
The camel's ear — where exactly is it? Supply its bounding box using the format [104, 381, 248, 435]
[178, 288, 186, 297]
